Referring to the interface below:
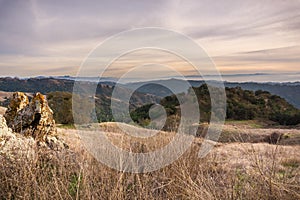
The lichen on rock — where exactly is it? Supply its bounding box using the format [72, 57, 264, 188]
[3, 92, 28, 128]
[2, 92, 68, 151]
[4, 92, 56, 141]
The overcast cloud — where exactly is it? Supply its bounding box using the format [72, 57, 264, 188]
[0, 0, 299, 78]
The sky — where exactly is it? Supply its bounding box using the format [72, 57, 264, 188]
[0, 0, 299, 81]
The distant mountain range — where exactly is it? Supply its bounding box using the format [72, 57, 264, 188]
[126, 79, 300, 109]
[0, 77, 299, 109]
[11, 72, 300, 83]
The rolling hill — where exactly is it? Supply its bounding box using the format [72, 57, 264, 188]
[131, 84, 300, 129]
[125, 79, 300, 109]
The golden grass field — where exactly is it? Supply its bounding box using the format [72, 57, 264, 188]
[1, 121, 300, 199]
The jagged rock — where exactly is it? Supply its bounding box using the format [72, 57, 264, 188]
[4, 92, 56, 141]
[1, 114, 68, 154]
[4, 92, 28, 128]
[2, 92, 68, 151]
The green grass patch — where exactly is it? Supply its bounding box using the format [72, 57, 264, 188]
[57, 124, 76, 129]
[225, 120, 267, 128]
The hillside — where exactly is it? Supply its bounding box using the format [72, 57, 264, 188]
[0, 77, 159, 105]
[1, 77, 299, 109]
[0, 78, 160, 124]
[47, 91, 159, 124]
[0, 77, 299, 126]
[0, 77, 74, 93]
[131, 84, 300, 129]
[225, 82, 300, 109]
[126, 79, 300, 109]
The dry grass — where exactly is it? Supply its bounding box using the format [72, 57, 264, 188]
[208, 121, 300, 145]
[0, 123, 300, 199]
[0, 106, 6, 115]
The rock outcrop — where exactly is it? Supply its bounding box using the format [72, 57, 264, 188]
[4, 92, 29, 128]
[0, 114, 36, 159]
[1, 91, 68, 152]
[4, 92, 56, 141]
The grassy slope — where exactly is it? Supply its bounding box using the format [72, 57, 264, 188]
[1, 121, 300, 199]
[60, 123, 300, 199]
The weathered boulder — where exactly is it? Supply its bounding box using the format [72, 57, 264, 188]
[1, 113, 68, 156]
[4, 92, 28, 128]
[4, 92, 56, 141]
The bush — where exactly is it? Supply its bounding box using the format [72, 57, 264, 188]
[270, 112, 300, 125]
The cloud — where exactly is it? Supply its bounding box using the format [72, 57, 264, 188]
[0, 0, 169, 55]
[213, 46, 300, 73]
[0, 0, 299, 78]
[215, 46, 300, 63]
